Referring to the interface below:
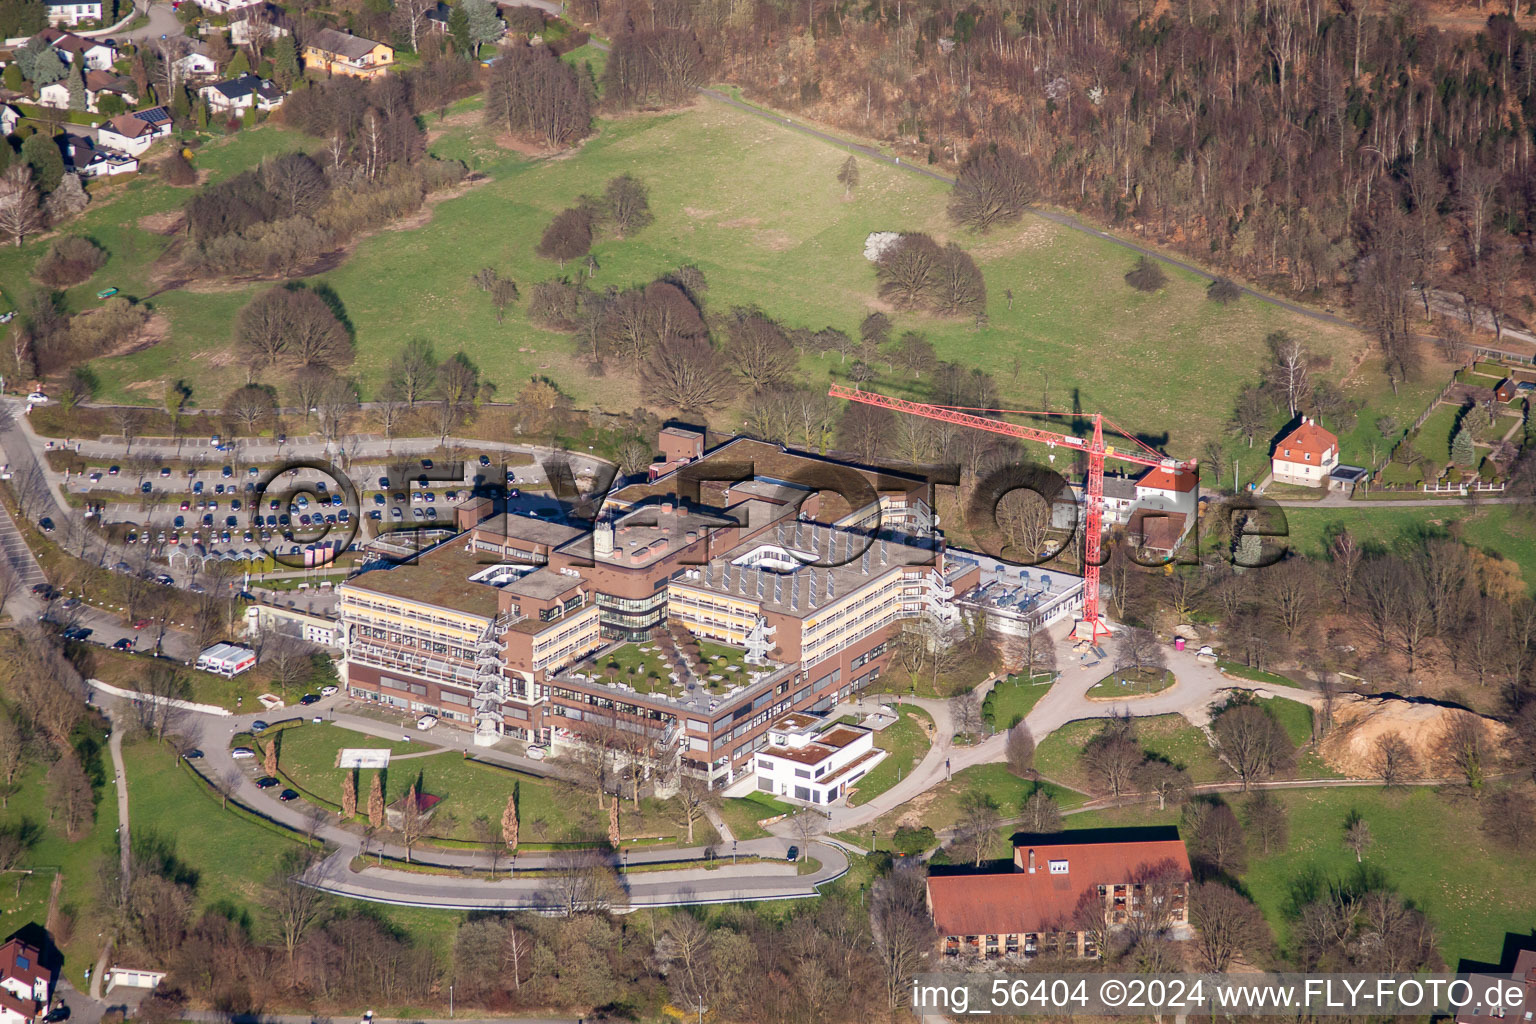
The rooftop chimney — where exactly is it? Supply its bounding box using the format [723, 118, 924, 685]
[1027, 849, 1036, 873]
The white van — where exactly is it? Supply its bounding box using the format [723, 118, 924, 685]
[416, 715, 437, 730]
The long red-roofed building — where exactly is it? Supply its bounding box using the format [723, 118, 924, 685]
[925, 827, 1193, 959]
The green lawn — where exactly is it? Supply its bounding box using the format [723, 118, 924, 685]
[2, 97, 1359, 460]
[1085, 667, 1174, 699]
[1283, 504, 1536, 591]
[1412, 402, 1461, 467]
[717, 791, 793, 840]
[1242, 786, 1536, 968]
[982, 674, 1054, 731]
[0, 727, 118, 989]
[1035, 714, 1232, 790]
[847, 703, 932, 806]
[872, 762, 1090, 857]
[122, 737, 311, 913]
[274, 721, 710, 845]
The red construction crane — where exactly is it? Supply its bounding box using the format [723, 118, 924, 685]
[829, 383, 1196, 642]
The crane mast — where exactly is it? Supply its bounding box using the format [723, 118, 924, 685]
[828, 383, 1195, 642]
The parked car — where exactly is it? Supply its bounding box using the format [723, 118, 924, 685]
[27, 390, 49, 403]
[231, 747, 256, 759]
[785, 846, 799, 862]
[320, 685, 339, 697]
[38, 517, 54, 533]
[299, 694, 320, 706]
[250, 720, 269, 733]
[254, 776, 279, 788]
[278, 789, 299, 802]
[111, 638, 133, 651]
[416, 715, 438, 730]
[133, 619, 149, 629]
[182, 749, 204, 760]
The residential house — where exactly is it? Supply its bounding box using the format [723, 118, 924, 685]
[1456, 950, 1536, 1024]
[173, 40, 222, 79]
[1495, 378, 1519, 404]
[35, 28, 117, 69]
[45, 0, 102, 26]
[96, 108, 171, 156]
[303, 28, 393, 78]
[192, 0, 264, 15]
[62, 132, 138, 176]
[1270, 417, 1339, 486]
[198, 72, 285, 113]
[925, 827, 1193, 959]
[0, 938, 52, 1024]
[36, 71, 136, 113]
[424, 1, 451, 33]
[226, 3, 292, 46]
[751, 712, 886, 806]
[1126, 508, 1188, 560]
[0, 105, 19, 137]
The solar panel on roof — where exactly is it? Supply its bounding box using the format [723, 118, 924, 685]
[133, 106, 171, 123]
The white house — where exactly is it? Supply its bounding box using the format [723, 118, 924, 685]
[193, 0, 264, 14]
[97, 108, 172, 155]
[36, 70, 136, 112]
[0, 105, 19, 137]
[0, 939, 51, 1024]
[64, 135, 138, 177]
[35, 28, 117, 69]
[226, 3, 291, 45]
[199, 72, 284, 113]
[196, 642, 256, 677]
[1270, 417, 1340, 486]
[45, 0, 102, 26]
[173, 41, 221, 78]
[752, 713, 886, 806]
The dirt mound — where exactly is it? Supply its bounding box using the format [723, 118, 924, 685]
[1318, 693, 1510, 778]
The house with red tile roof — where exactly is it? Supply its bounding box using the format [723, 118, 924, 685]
[925, 827, 1193, 959]
[0, 939, 52, 1024]
[1271, 417, 1339, 486]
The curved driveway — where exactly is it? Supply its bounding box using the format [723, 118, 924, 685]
[135, 692, 850, 909]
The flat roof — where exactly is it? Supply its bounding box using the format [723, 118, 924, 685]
[340, 540, 500, 618]
[611, 437, 927, 506]
[475, 514, 586, 549]
[673, 523, 942, 618]
[502, 566, 581, 600]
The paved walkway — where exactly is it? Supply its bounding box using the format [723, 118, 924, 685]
[1272, 492, 1523, 509]
[818, 624, 1319, 832]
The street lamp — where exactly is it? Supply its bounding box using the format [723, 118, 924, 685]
[871, 828, 876, 853]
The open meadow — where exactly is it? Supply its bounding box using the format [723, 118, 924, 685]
[0, 96, 1378, 462]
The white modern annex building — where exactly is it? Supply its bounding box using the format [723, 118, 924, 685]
[753, 712, 886, 806]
